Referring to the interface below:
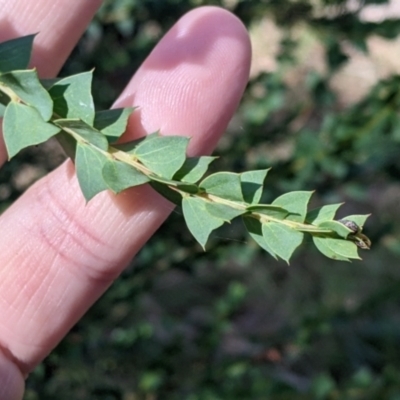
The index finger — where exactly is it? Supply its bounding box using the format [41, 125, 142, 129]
[0, 6, 251, 400]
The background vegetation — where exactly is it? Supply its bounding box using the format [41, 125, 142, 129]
[4, 0, 399, 398]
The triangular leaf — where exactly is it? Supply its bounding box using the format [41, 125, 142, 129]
[242, 216, 278, 259]
[94, 108, 134, 143]
[313, 236, 360, 261]
[55, 119, 109, 151]
[200, 172, 244, 202]
[0, 34, 35, 73]
[205, 202, 245, 222]
[262, 222, 304, 263]
[272, 191, 314, 222]
[3, 102, 60, 158]
[150, 181, 182, 205]
[306, 203, 343, 224]
[240, 169, 269, 204]
[102, 159, 149, 193]
[318, 220, 352, 239]
[134, 135, 189, 179]
[48, 71, 95, 125]
[55, 131, 77, 159]
[113, 133, 155, 154]
[0, 70, 54, 121]
[75, 142, 110, 201]
[339, 214, 370, 229]
[173, 156, 216, 183]
[246, 204, 289, 219]
[182, 197, 225, 250]
[149, 174, 198, 194]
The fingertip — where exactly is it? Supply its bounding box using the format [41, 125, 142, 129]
[116, 6, 251, 155]
[143, 6, 251, 71]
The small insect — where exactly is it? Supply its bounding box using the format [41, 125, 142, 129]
[338, 219, 371, 250]
[338, 219, 360, 234]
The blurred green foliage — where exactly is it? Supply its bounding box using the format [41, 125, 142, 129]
[11, 0, 400, 398]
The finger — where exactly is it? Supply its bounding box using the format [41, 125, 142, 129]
[0, 5, 251, 387]
[0, 0, 103, 166]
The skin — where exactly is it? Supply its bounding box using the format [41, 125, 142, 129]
[0, 1, 251, 399]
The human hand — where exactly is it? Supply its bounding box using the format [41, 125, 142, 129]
[0, 1, 251, 399]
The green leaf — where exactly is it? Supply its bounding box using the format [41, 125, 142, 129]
[242, 216, 278, 259]
[75, 142, 110, 201]
[134, 134, 189, 179]
[0, 70, 53, 120]
[173, 156, 216, 183]
[246, 204, 289, 219]
[3, 102, 60, 158]
[306, 203, 343, 224]
[272, 191, 314, 222]
[113, 132, 162, 155]
[262, 222, 304, 263]
[0, 34, 35, 73]
[205, 202, 245, 222]
[318, 220, 352, 238]
[102, 159, 150, 193]
[55, 119, 109, 151]
[313, 236, 360, 261]
[200, 172, 244, 202]
[149, 174, 198, 194]
[182, 197, 225, 250]
[150, 181, 182, 205]
[48, 71, 95, 124]
[240, 169, 269, 204]
[340, 214, 370, 229]
[94, 108, 134, 142]
[55, 131, 77, 159]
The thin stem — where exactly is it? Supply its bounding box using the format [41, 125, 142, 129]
[51, 107, 366, 246]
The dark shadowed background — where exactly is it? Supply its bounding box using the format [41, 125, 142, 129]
[4, 0, 400, 399]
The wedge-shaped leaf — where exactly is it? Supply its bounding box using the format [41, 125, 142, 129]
[174, 156, 216, 183]
[306, 203, 343, 224]
[272, 191, 313, 223]
[0, 34, 35, 73]
[313, 236, 360, 261]
[150, 181, 182, 205]
[240, 169, 269, 204]
[134, 135, 189, 179]
[262, 222, 304, 263]
[340, 214, 370, 229]
[205, 202, 245, 222]
[0, 70, 53, 120]
[75, 143, 110, 201]
[149, 174, 198, 194]
[318, 220, 352, 239]
[113, 133, 156, 154]
[200, 172, 244, 202]
[55, 119, 108, 151]
[3, 102, 60, 158]
[55, 131, 77, 159]
[49, 71, 95, 124]
[246, 204, 288, 219]
[182, 197, 225, 250]
[94, 108, 134, 142]
[102, 159, 149, 193]
[242, 216, 278, 259]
